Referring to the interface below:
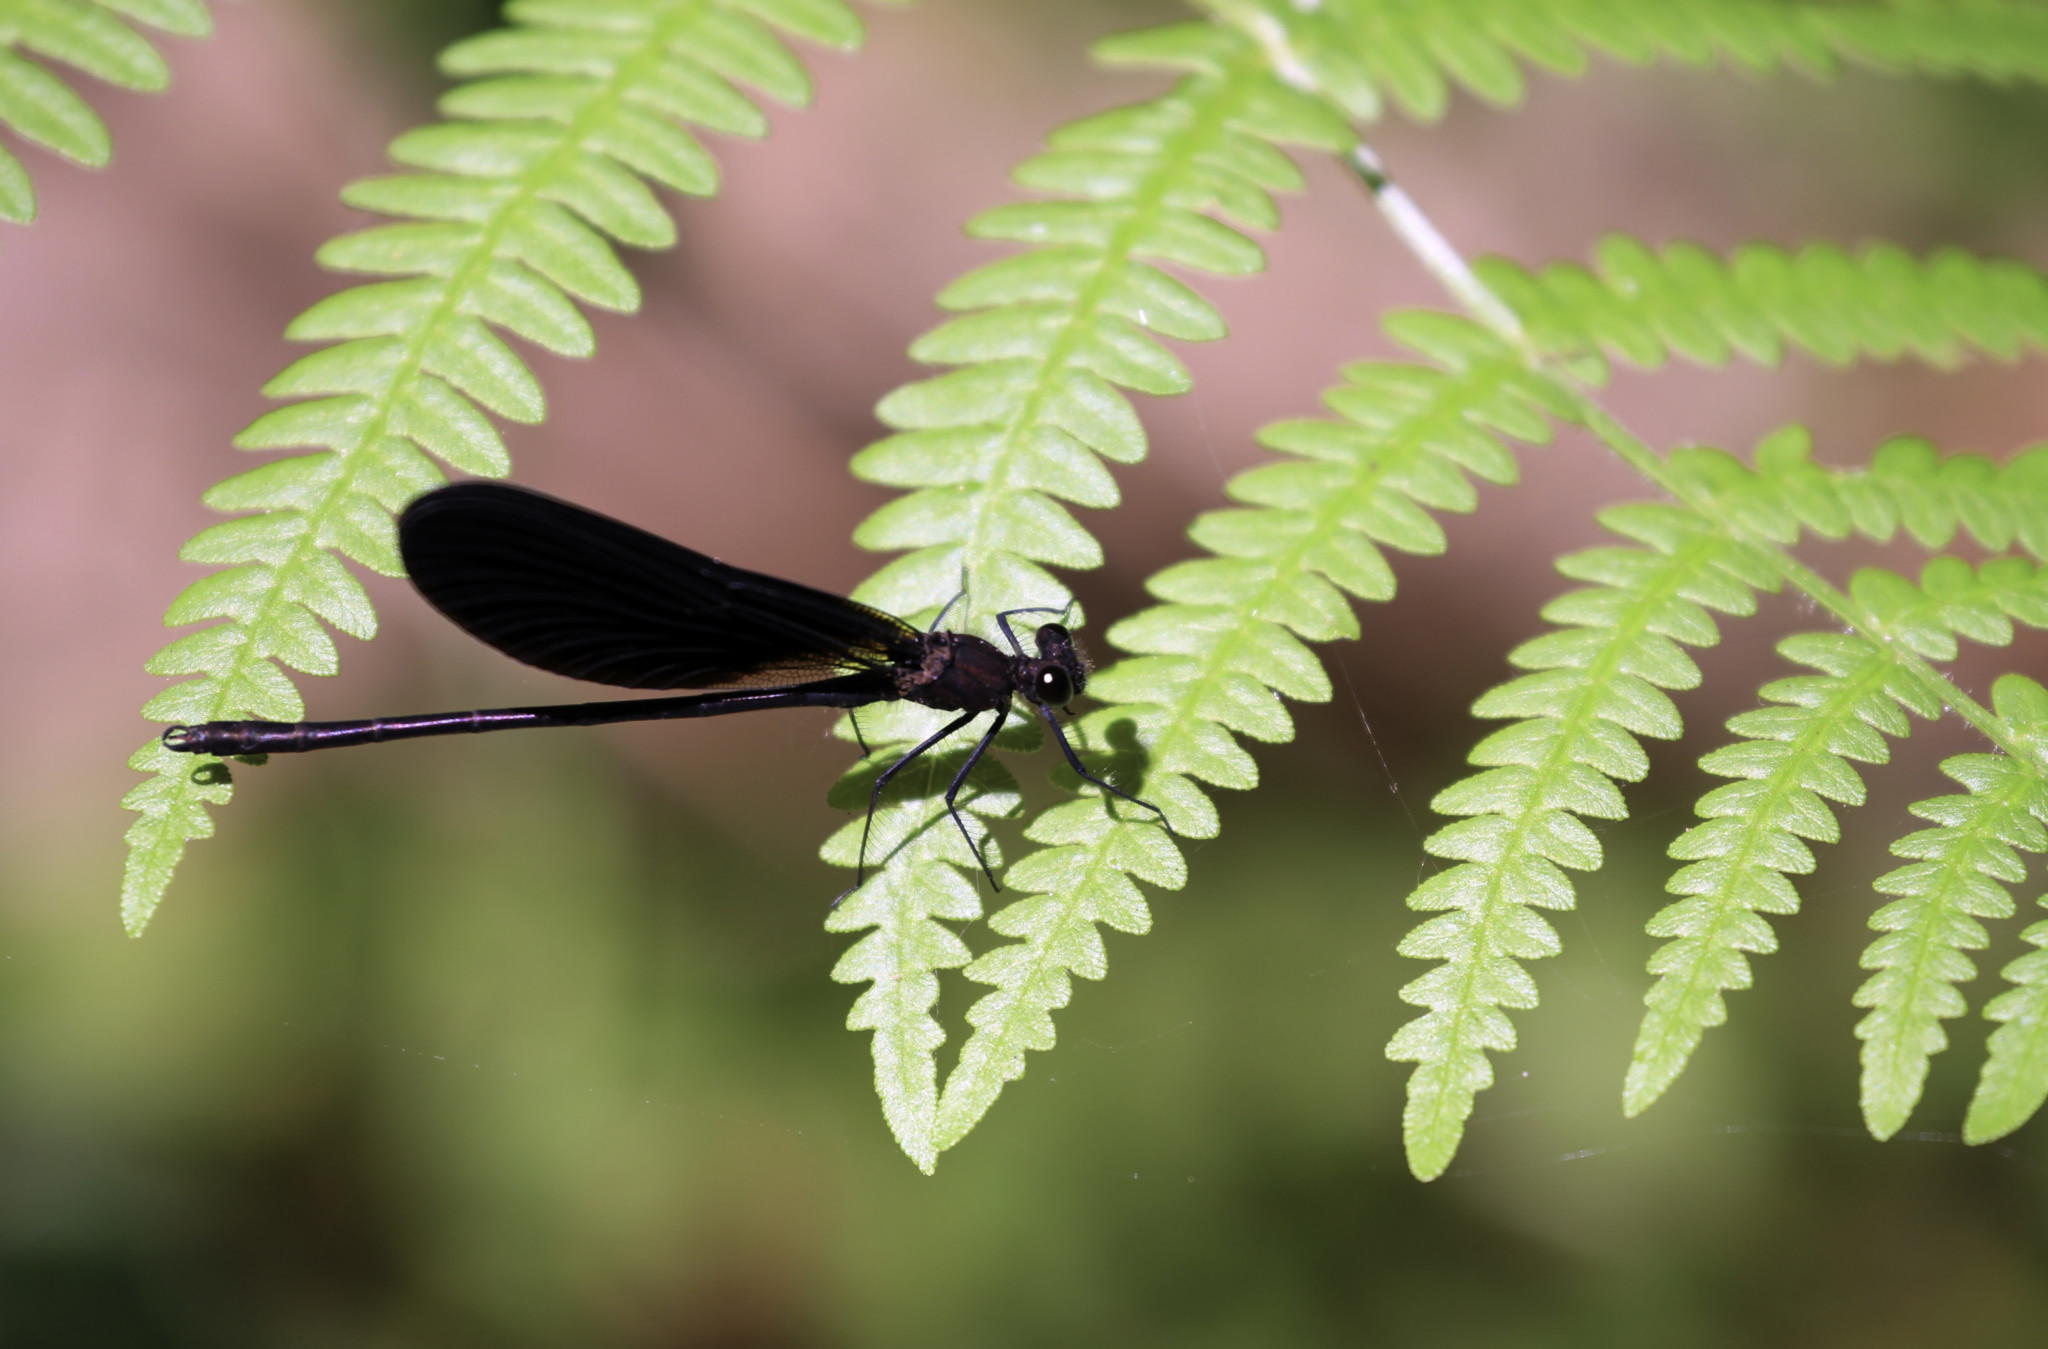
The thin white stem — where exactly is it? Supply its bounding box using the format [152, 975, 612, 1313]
[1347, 144, 1525, 345]
[1203, 0, 1523, 344]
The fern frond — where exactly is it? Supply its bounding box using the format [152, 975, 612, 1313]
[1627, 631, 1927, 1116]
[1859, 750, 2047, 1139]
[933, 795, 1185, 1155]
[1975, 917, 2048, 1142]
[1475, 238, 2048, 380]
[825, 22, 1353, 1168]
[1961, 675, 2048, 1144]
[1672, 426, 2048, 565]
[1302, 0, 2048, 122]
[122, 0, 869, 933]
[1974, 691, 2048, 1146]
[929, 312, 1568, 1156]
[1391, 501, 1770, 1179]
[0, 0, 210, 223]
[822, 745, 1020, 1173]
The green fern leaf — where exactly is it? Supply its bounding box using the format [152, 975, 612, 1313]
[933, 798, 1184, 1153]
[1627, 632, 1937, 1117]
[122, 0, 868, 933]
[1309, 0, 2048, 122]
[1393, 501, 1770, 1178]
[825, 24, 1354, 1167]
[1858, 747, 2048, 1140]
[1964, 675, 2048, 1143]
[1476, 239, 2048, 380]
[0, 0, 209, 215]
[1664, 424, 2048, 566]
[1974, 914, 2048, 1143]
[851, 27, 1350, 629]
[823, 745, 1020, 1173]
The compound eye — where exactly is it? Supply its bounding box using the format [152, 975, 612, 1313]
[1036, 665, 1074, 706]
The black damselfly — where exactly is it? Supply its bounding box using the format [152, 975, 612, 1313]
[162, 482, 1165, 889]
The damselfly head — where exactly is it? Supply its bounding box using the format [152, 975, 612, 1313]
[1026, 623, 1089, 706]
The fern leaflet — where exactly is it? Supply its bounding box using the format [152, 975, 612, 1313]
[1303, 0, 2048, 122]
[1700, 426, 2048, 563]
[0, 0, 210, 223]
[122, 0, 871, 933]
[822, 744, 1022, 1169]
[847, 22, 1349, 633]
[1968, 675, 2048, 1143]
[1476, 238, 2048, 380]
[1628, 630, 1927, 1116]
[1860, 737, 2048, 1140]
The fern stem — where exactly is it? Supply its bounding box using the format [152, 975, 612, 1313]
[1562, 395, 2025, 765]
[1200, 0, 1526, 344]
[1343, 146, 1525, 345]
[1765, 557, 2012, 754]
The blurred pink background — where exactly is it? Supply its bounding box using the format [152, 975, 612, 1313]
[7, 0, 2042, 902]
